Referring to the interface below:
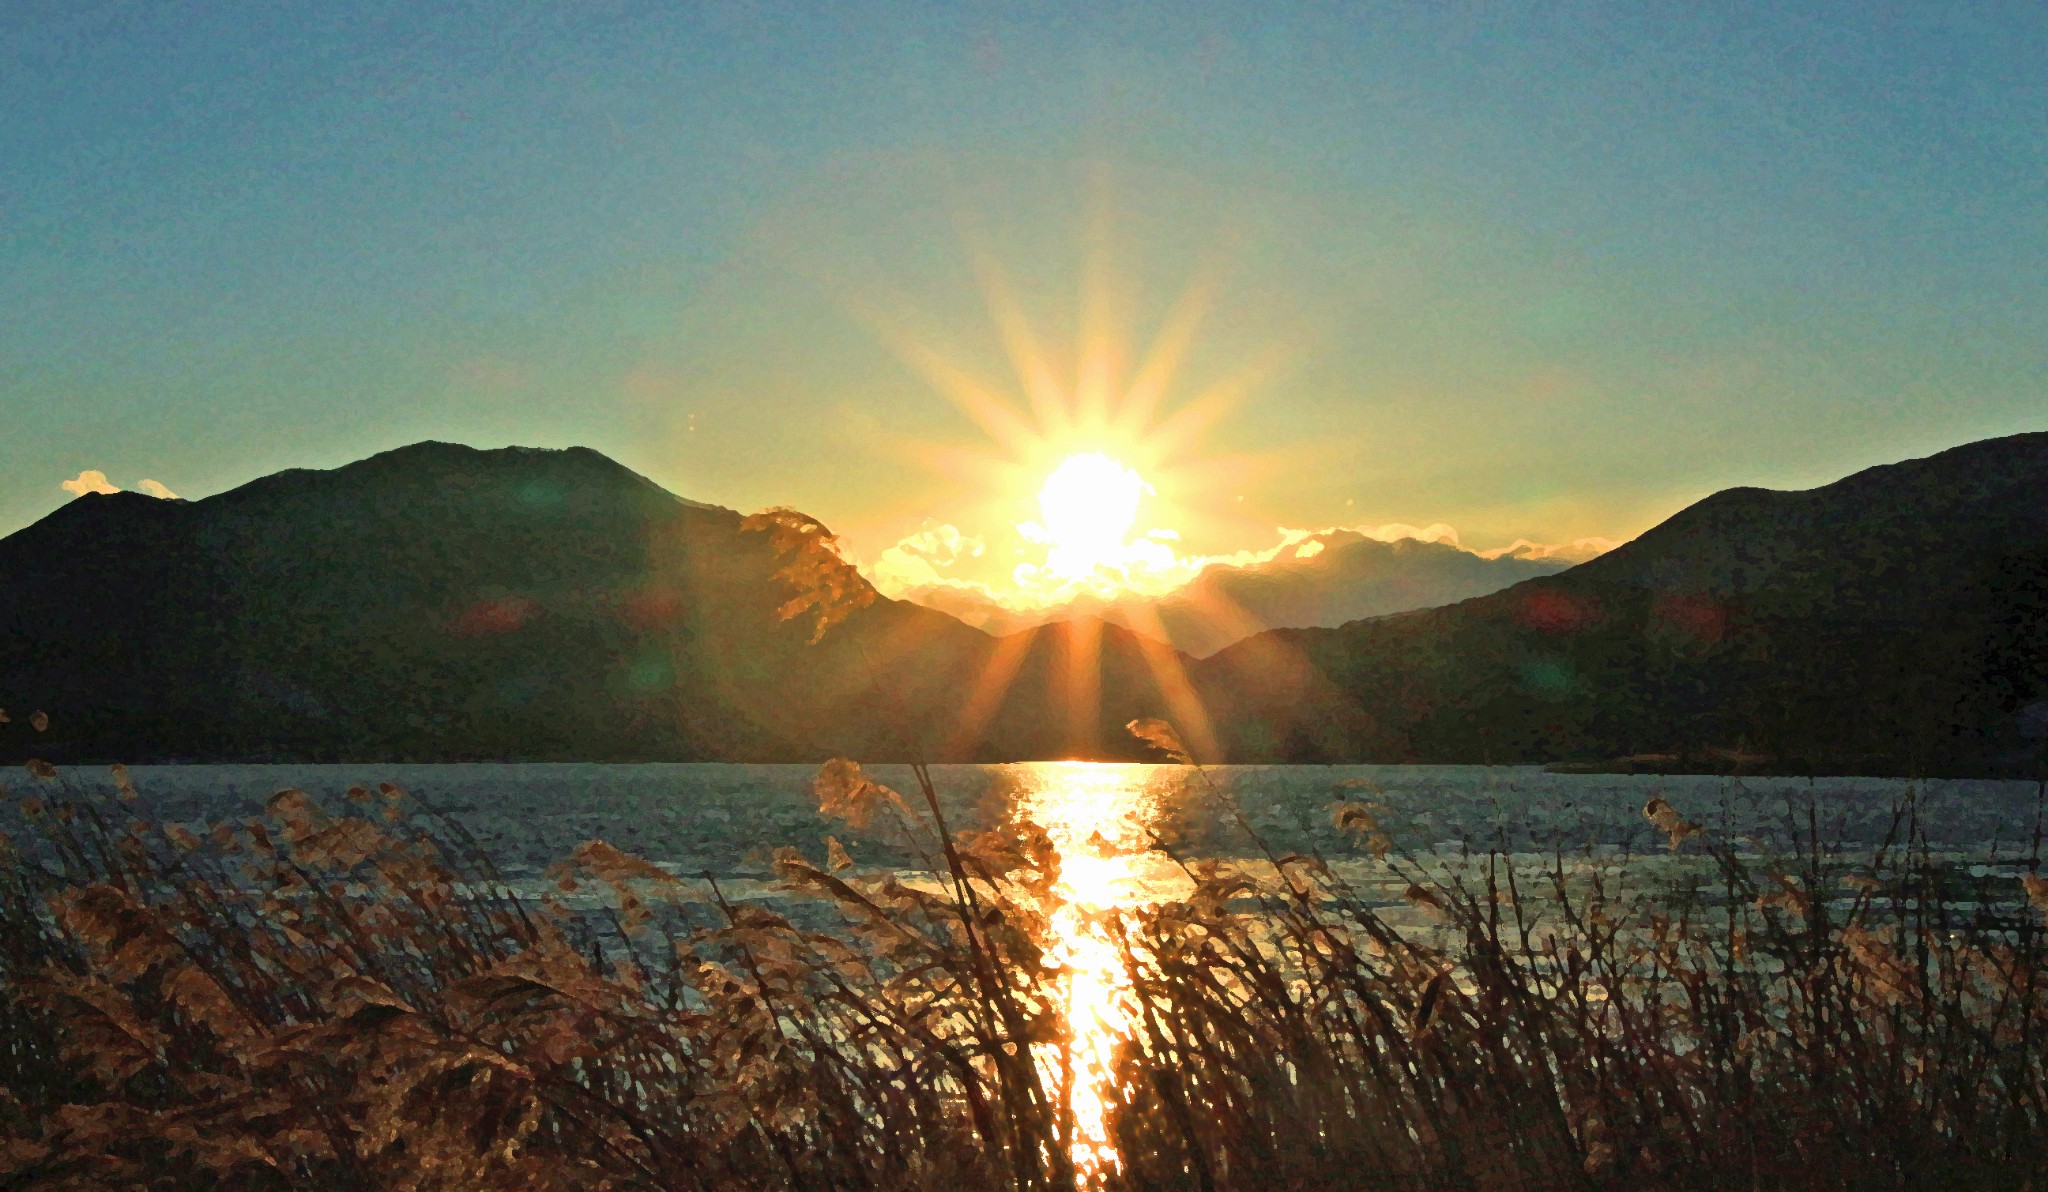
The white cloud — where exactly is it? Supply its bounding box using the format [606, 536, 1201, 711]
[1356, 522, 1461, 548]
[60, 470, 120, 497]
[1479, 537, 1620, 564]
[869, 524, 988, 595]
[868, 511, 1622, 615]
[57, 471, 181, 500]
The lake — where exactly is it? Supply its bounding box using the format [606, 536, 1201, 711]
[39, 761, 2044, 878]
[18, 759, 2044, 1186]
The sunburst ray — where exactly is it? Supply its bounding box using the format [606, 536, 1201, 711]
[957, 213, 1073, 442]
[1113, 602, 1221, 763]
[943, 624, 1041, 758]
[1056, 617, 1103, 756]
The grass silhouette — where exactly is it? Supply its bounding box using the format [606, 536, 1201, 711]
[1, 755, 2045, 1190]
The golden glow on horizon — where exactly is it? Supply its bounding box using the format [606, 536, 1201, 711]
[845, 194, 1280, 764]
[842, 187, 1289, 614]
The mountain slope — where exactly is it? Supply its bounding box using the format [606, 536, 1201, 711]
[9, 435, 2040, 771]
[1147, 533, 1570, 656]
[1194, 433, 2048, 773]
[0, 443, 1188, 763]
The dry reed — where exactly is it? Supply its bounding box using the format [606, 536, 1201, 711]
[0, 757, 2044, 1190]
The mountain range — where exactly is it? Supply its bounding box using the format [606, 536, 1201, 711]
[898, 531, 1572, 657]
[0, 444, 1174, 763]
[1195, 432, 2048, 773]
[2, 435, 2043, 774]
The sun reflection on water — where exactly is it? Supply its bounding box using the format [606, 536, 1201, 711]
[1011, 762, 1191, 1186]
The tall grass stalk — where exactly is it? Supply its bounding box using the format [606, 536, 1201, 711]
[1, 763, 2044, 1190]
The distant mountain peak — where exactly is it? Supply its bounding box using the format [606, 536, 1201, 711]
[0, 440, 1188, 764]
[1195, 429, 2048, 774]
[897, 528, 1574, 657]
[210, 441, 733, 516]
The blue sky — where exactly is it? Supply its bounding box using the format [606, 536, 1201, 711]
[4, 1, 2043, 566]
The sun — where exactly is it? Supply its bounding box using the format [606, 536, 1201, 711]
[842, 204, 1291, 603]
[834, 188, 1293, 764]
[842, 180, 1304, 627]
[1034, 453, 1149, 580]
[1015, 450, 1190, 601]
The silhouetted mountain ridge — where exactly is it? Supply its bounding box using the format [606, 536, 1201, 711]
[1192, 433, 2048, 774]
[4, 435, 2042, 773]
[0, 442, 1189, 763]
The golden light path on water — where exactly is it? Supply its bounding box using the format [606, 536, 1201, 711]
[1012, 762, 1194, 1186]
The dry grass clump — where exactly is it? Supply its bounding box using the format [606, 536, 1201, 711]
[0, 757, 2044, 1190]
[1104, 788, 2048, 1190]
[0, 763, 1074, 1190]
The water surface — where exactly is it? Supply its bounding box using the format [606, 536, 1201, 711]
[68, 762, 2043, 876]
[23, 760, 2041, 1188]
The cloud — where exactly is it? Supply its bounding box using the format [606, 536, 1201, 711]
[867, 513, 1623, 615]
[869, 518, 1479, 609]
[869, 524, 988, 594]
[58, 471, 181, 500]
[1200, 521, 1460, 570]
[1479, 537, 1620, 565]
[1354, 522, 1461, 548]
[60, 470, 120, 497]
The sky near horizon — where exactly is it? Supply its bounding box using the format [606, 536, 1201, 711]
[5, 3, 2045, 596]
